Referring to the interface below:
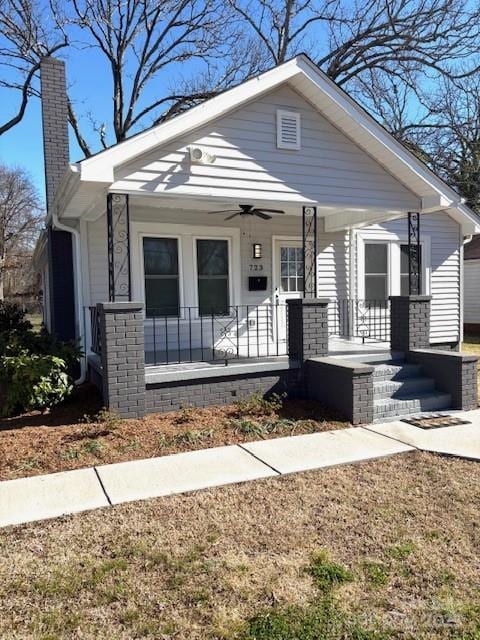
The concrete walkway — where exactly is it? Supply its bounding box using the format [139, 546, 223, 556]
[1, 416, 479, 529]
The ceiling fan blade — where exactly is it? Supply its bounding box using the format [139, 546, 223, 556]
[254, 208, 285, 214]
[225, 212, 239, 220]
[208, 209, 239, 214]
[254, 211, 272, 220]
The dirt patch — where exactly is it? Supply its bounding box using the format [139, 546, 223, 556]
[0, 453, 479, 639]
[0, 384, 348, 480]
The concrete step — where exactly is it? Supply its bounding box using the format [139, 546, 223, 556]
[373, 377, 436, 400]
[334, 351, 404, 364]
[373, 392, 452, 420]
[372, 362, 423, 382]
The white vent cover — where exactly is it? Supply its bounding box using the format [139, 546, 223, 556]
[189, 145, 216, 164]
[276, 109, 301, 150]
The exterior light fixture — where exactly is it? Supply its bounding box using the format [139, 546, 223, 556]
[253, 243, 262, 259]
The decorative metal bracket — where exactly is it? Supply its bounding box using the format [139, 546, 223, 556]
[107, 193, 132, 301]
[302, 205, 317, 298]
[408, 211, 421, 295]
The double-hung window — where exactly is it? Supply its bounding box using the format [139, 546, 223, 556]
[196, 239, 229, 315]
[143, 237, 179, 317]
[364, 243, 389, 301]
[363, 240, 425, 300]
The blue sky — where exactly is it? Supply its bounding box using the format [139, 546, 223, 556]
[0, 45, 198, 204]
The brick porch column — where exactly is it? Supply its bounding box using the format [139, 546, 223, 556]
[98, 302, 145, 418]
[287, 298, 329, 363]
[390, 295, 431, 352]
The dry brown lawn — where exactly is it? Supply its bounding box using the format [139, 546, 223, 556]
[0, 385, 347, 481]
[1, 452, 479, 639]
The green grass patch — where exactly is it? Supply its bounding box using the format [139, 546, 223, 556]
[306, 550, 354, 593]
[362, 561, 390, 587]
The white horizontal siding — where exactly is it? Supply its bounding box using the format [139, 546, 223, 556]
[87, 215, 109, 304]
[464, 259, 480, 324]
[113, 84, 420, 211]
[357, 212, 461, 344]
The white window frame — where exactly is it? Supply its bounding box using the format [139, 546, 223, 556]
[192, 235, 234, 317]
[131, 220, 241, 322]
[276, 109, 301, 150]
[357, 231, 431, 299]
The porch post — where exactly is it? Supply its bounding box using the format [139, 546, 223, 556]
[107, 193, 132, 302]
[97, 301, 146, 418]
[287, 298, 329, 363]
[302, 205, 317, 298]
[390, 295, 431, 352]
[408, 211, 421, 295]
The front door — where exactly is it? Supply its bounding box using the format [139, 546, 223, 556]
[273, 239, 303, 346]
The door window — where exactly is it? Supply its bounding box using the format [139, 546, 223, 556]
[280, 246, 303, 293]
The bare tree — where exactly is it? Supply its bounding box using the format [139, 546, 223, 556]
[0, 0, 67, 135]
[413, 78, 480, 212]
[0, 164, 43, 300]
[66, 0, 254, 155]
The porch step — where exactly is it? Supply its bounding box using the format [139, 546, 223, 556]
[373, 392, 452, 420]
[373, 377, 435, 400]
[372, 362, 423, 383]
[371, 357, 452, 420]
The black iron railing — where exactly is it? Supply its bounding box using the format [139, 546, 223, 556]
[89, 306, 102, 355]
[329, 299, 390, 343]
[146, 304, 288, 366]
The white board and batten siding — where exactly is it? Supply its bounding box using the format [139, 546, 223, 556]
[356, 213, 462, 344]
[464, 259, 480, 325]
[112, 84, 420, 212]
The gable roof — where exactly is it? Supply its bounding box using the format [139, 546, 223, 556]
[61, 54, 479, 233]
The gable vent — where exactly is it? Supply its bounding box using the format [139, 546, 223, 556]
[276, 109, 301, 150]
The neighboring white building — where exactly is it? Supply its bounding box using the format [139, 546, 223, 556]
[463, 235, 480, 333]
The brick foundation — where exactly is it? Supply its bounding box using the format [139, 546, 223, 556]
[146, 369, 302, 412]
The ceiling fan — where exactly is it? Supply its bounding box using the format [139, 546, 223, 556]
[208, 203, 285, 220]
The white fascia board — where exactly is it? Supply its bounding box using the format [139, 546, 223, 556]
[446, 204, 480, 235]
[79, 59, 303, 183]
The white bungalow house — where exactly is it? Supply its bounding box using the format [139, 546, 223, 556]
[463, 235, 480, 333]
[34, 55, 479, 422]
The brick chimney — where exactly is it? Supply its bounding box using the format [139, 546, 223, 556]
[40, 57, 75, 342]
[40, 57, 69, 210]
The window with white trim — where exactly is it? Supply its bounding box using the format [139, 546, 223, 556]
[143, 237, 179, 316]
[364, 243, 388, 300]
[196, 238, 229, 315]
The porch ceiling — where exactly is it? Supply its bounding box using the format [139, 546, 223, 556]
[126, 193, 409, 232]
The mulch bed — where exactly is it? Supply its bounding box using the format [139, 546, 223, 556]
[0, 384, 349, 481]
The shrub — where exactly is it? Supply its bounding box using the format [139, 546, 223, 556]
[0, 351, 73, 416]
[234, 392, 285, 416]
[0, 301, 32, 336]
[0, 302, 81, 416]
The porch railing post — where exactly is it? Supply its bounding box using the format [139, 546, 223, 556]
[287, 298, 329, 364]
[98, 301, 146, 418]
[302, 205, 317, 298]
[389, 295, 431, 352]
